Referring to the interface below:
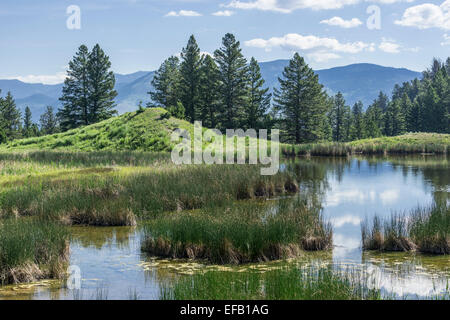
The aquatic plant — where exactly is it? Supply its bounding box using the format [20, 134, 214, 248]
[159, 265, 381, 300]
[0, 218, 69, 285]
[0, 163, 298, 226]
[362, 204, 449, 254]
[142, 200, 332, 264]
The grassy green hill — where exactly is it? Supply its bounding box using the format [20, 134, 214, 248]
[0, 108, 192, 152]
[1, 107, 448, 155]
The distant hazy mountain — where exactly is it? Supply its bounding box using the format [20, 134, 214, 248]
[0, 62, 421, 121]
[259, 60, 422, 107]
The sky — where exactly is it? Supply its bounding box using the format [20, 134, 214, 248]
[0, 0, 449, 84]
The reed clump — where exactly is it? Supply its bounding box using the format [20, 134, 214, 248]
[409, 205, 450, 254]
[142, 200, 332, 264]
[0, 218, 69, 285]
[362, 204, 449, 254]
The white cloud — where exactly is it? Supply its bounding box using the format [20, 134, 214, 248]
[368, 0, 415, 3]
[212, 10, 235, 16]
[379, 38, 401, 53]
[442, 33, 450, 45]
[307, 51, 341, 62]
[165, 10, 202, 17]
[320, 16, 363, 28]
[379, 189, 399, 204]
[244, 33, 371, 53]
[5, 68, 67, 85]
[224, 0, 360, 13]
[395, 1, 450, 30]
[330, 215, 362, 228]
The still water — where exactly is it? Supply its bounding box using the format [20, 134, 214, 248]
[0, 155, 448, 299]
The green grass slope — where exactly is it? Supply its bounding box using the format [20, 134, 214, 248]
[0, 108, 193, 152]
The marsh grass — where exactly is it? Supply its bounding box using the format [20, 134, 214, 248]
[0, 151, 171, 170]
[282, 133, 450, 157]
[160, 266, 381, 300]
[0, 218, 69, 285]
[362, 204, 449, 254]
[409, 205, 450, 254]
[142, 200, 332, 264]
[0, 163, 298, 226]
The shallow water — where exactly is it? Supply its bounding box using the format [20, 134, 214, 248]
[0, 155, 449, 299]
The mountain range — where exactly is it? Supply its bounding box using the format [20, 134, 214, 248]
[0, 61, 421, 121]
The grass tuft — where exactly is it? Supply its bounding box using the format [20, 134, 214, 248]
[142, 200, 332, 264]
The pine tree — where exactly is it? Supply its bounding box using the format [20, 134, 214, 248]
[40, 106, 58, 135]
[58, 44, 117, 131]
[274, 53, 329, 144]
[364, 104, 382, 138]
[149, 56, 181, 109]
[23, 106, 33, 137]
[0, 92, 5, 143]
[180, 35, 202, 123]
[385, 100, 406, 136]
[350, 101, 365, 140]
[198, 54, 220, 128]
[400, 93, 414, 132]
[87, 44, 118, 123]
[0, 91, 21, 140]
[330, 92, 348, 142]
[214, 33, 248, 129]
[59, 45, 90, 130]
[244, 57, 271, 130]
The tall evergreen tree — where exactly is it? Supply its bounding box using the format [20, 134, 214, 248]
[244, 57, 271, 130]
[180, 35, 202, 122]
[87, 44, 118, 123]
[330, 92, 348, 142]
[0, 91, 21, 140]
[0, 92, 5, 143]
[364, 104, 382, 138]
[40, 106, 58, 135]
[149, 56, 181, 109]
[214, 33, 248, 129]
[385, 100, 406, 136]
[350, 101, 365, 140]
[400, 93, 414, 132]
[274, 53, 329, 144]
[58, 44, 117, 131]
[59, 45, 90, 130]
[198, 54, 220, 128]
[23, 106, 33, 137]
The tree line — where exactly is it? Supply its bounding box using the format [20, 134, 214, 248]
[0, 35, 448, 145]
[329, 58, 450, 142]
[149, 34, 449, 143]
[0, 93, 59, 143]
[149, 34, 272, 131]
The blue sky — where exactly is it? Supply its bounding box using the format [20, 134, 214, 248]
[0, 0, 449, 84]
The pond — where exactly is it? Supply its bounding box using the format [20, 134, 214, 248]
[0, 155, 448, 299]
